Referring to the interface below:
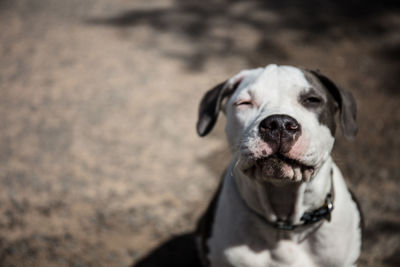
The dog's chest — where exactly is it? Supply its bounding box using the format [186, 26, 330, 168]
[206, 207, 318, 267]
[203, 177, 316, 267]
[202, 168, 362, 267]
[209, 240, 317, 267]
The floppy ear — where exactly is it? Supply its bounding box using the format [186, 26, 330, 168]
[196, 81, 227, 137]
[310, 70, 358, 139]
[196, 73, 247, 137]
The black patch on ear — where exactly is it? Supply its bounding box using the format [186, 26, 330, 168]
[196, 80, 238, 137]
[309, 70, 358, 139]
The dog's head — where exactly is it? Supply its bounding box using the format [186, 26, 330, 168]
[197, 65, 357, 183]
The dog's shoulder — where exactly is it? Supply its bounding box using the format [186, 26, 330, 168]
[195, 171, 226, 266]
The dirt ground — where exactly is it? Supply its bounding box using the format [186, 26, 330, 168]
[0, 0, 399, 266]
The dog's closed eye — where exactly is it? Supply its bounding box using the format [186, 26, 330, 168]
[235, 100, 253, 106]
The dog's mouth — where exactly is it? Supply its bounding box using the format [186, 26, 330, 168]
[242, 154, 315, 182]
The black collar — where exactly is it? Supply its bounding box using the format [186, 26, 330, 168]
[251, 171, 335, 231]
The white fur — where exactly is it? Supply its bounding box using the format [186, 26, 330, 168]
[205, 65, 362, 267]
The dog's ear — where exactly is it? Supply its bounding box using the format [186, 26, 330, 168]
[196, 74, 246, 137]
[310, 70, 358, 139]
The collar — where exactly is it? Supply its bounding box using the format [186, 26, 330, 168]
[250, 170, 335, 231]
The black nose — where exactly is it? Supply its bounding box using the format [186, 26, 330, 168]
[259, 115, 301, 153]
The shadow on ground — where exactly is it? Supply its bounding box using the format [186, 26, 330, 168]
[132, 233, 203, 267]
[89, 0, 400, 90]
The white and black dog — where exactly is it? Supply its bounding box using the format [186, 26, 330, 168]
[195, 65, 363, 267]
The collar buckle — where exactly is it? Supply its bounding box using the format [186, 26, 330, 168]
[300, 193, 334, 225]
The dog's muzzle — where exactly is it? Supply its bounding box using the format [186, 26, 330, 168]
[241, 114, 315, 182]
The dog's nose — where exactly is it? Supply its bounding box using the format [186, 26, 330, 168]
[259, 115, 301, 152]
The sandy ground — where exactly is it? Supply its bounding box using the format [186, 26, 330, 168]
[0, 0, 399, 266]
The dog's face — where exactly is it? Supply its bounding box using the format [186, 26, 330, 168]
[197, 65, 357, 183]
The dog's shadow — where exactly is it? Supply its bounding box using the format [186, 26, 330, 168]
[132, 232, 203, 267]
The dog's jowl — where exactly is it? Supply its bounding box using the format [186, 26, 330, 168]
[195, 65, 362, 267]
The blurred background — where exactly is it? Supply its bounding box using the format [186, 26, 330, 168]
[0, 0, 399, 266]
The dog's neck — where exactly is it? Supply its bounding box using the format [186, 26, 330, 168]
[233, 157, 333, 225]
[263, 181, 302, 221]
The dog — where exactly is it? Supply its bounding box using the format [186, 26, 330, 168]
[195, 65, 362, 267]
